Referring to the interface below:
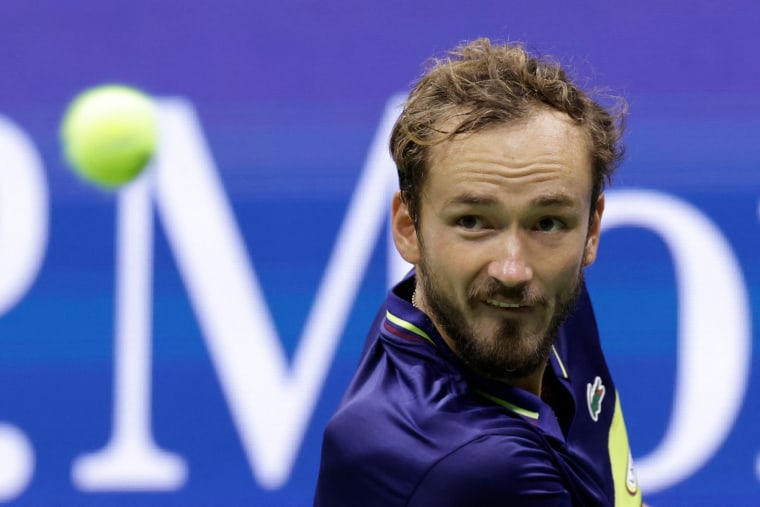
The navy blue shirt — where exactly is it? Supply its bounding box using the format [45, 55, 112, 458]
[315, 275, 642, 506]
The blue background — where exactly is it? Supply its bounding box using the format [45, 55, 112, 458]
[0, 1, 758, 505]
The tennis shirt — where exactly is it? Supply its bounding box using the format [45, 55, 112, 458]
[315, 274, 642, 506]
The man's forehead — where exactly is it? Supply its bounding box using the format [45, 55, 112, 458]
[420, 111, 595, 209]
[428, 109, 590, 160]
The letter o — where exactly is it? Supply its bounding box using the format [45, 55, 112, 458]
[0, 116, 48, 316]
[602, 189, 750, 493]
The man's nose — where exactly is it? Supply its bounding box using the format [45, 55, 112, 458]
[486, 234, 533, 287]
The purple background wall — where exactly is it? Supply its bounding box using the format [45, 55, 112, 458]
[0, 1, 758, 504]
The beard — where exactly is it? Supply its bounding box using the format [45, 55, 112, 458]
[418, 258, 583, 382]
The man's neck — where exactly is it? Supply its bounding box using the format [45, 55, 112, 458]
[501, 366, 547, 397]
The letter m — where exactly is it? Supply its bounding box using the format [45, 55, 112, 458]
[72, 96, 408, 491]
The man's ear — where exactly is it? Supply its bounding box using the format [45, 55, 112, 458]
[583, 193, 605, 267]
[391, 192, 421, 264]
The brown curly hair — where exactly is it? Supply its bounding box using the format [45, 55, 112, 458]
[390, 38, 626, 223]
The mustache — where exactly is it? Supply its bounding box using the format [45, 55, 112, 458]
[468, 279, 547, 306]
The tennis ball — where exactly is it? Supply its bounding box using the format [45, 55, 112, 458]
[61, 84, 158, 189]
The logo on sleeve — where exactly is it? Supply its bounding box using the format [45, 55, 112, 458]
[586, 376, 606, 422]
[626, 448, 639, 495]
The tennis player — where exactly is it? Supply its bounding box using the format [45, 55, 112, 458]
[315, 38, 645, 506]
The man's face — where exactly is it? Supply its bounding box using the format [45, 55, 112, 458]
[393, 109, 604, 383]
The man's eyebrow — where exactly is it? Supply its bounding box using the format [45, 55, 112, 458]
[444, 193, 580, 208]
[443, 193, 499, 208]
[529, 193, 579, 208]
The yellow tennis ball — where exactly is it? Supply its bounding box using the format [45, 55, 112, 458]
[61, 84, 158, 189]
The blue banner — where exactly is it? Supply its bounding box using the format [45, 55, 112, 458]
[0, 1, 757, 504]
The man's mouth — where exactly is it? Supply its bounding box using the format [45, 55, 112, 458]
[486, 299, 525, 309]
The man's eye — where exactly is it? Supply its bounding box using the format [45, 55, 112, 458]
[535, 217, 564, 232]
[457, 216, 484, 230]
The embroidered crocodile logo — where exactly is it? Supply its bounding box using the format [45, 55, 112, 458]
[586, 376, 606, 422]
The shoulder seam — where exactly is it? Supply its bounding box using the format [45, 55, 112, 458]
[405, 434, 490, 506]
[404, 429, 554, 506]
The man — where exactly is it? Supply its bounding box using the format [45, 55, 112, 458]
[315, 38, 643, 506]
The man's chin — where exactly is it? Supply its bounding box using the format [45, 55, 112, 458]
[458, 331, 552, 379]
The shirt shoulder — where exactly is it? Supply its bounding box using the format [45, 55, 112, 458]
[408, 432, 572, 506]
